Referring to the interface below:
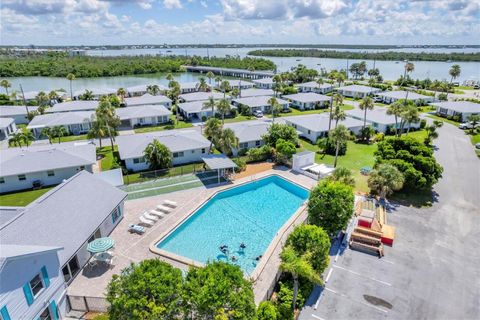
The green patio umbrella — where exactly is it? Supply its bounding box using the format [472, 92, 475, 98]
[87, 237, 115, 253]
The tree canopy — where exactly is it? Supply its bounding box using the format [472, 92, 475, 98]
[263, 123, 298, 147]
[143, 139, 172, 170]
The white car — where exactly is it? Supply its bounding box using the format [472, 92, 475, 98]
[459, 122, 479, 130]
[253, 110, 264, 118]
[476, 143, 480, 149]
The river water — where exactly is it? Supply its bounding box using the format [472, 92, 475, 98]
[5, 47, 480, 93]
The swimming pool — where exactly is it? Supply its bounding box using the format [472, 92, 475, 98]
[156, 175, 309, 274]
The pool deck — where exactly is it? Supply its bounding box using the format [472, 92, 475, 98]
[67, 167, 318, 304]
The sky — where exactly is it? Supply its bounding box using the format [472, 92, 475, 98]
[1, 0, 479, 46]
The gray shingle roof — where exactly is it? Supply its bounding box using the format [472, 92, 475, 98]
[0, 245, 63, 270]
[377, 90, 432, 100]
[283, 92, 331, 103]
[0, 105, 37, 117]
[252, 77, 274, 85]
[27, 111, 94, 129]
[0, 171, 127, 265]
[337, 84, 381, 94]
[240, 88, 274, 97]
[0, 117, 15, 128]
[126, 84, 167, 93]
[0, 143, 96, 177]
[202, 154, 237, 170]
[296, 81, 333, 89]
[431, 101, 480, 113]
[179, 91, 225, 102]
[73, 88, 116, 97]
[0, 207, 25, 228]
[180, 82, 202, 90]
[224, 119, 285, 143]
[284, 113, 364, 132]
[124, 93, 172, 106]
[178, 100, 214, 114]
[116, 129, 210, 159]
[225, 80, 254, 87]
[116, 105, 171, 120]
[233, 96, 289, 108]
[346, 108, 399, 125]
[47, 101, 98, 113]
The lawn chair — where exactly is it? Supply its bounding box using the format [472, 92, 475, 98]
[128, 224, 146, 234]
[149, 210, 164, 218]
[164, 200, 177, 208]
[156, 204, 171, 213]
[139, 216, 155, 226]
[143, 211, 159, 221]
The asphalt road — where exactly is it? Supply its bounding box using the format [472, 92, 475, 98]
[300, 122, 480, 320]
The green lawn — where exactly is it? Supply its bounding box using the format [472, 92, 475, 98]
[123, 163, 203, 184]
[223, 115, 256, 123]
[59, 134, 88, 143]
[425, 114, 461, 126]
[0, 187, 55, 206]
[297, 139, 376, 193]
[97, 146, 119, 171]
[134, 120, 193, 133]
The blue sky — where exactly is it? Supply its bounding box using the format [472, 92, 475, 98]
[1, 0, 479, 45]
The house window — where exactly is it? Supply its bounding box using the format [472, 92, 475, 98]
[308, 130, 311, 134]
[133, 157, 145, 164]
[138, 118, 144, 124]
[111, 207, 121, 224]
[0, 177, 4, 184]
[88, 229, 102, 243]
[191, 150, 195, 154]
[201, 148, 206, 154]
[39, 305, 53, 320]
[173, 152, 184, 158]
[29, 274, 45, 298]
[18, 174, 26, 181]
[255, 140, 261, 146]
[47, 170, 55, 177]
[79, 166, 85, 170]
[239, 142, 248, 149]
[62, 256, 80, 283]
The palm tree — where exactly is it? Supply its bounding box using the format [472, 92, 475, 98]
[1, 79, 11, 95]
[315, 77, 324, 91]
[167, 81, 181, 124]
[335, 72, 345, 87]
[358, 96, 374, 131]
[48, 91, 59, 106]
[202, 97, 217, 118]
[230, 88, 240, 99]
[268, 97, 283, 123]
[206, 71, 214, 85]
[197, 77, 208, 92]
[446, 64, 461, 99]
[204, 118, 222, 153]
[329, 124, 350, 168]
[331, 103, 346, 128]
[402, 62, 415, 101]
[96, 97, 120, 149]
[117, 88, 126, 102]
[66, 73, 76, 99]
[87, 119, 107, 148]
[280, 246, 321, 311]
[146, 84, 160, 96]
[36, 91, 49, 107]
[219, 80, 231, 99]
[166, 73, 174, 82]
[214, 76, 222, 88]
[9, 132, 23, 147]
[143, 139, 172, 170]
[329, 93, 343, 131]
[51, 126, 67, 144]
[41, 127, 54, 144]
[216, 98, 231, 125]
[467, 114, 480, 134]
[401, 103, 420, 134]
[424, 121, 443, 146]
[327, 167, 355, 187]
[368, 163, 404, 201]
[80, 90, 94, 101]
[20, 128, 35, 147]
[387, 101, 403, 137]
[218, 128, 239, 155]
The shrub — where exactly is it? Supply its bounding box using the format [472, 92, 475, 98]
[420, 119, 427, 129]
[320, 137, 347, 156]
[438, 93, 447, 101]
[262, 123, 298, 147]
[257, 301, 278, 320]
[373, 132, 385, 142]
[246, 145, 273, 162]
[233, 158, 246, 172]
[201, 115, 207, 122]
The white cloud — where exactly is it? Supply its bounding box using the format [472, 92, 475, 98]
[200, 1, 207, 8]
[163, 0, 182, 9]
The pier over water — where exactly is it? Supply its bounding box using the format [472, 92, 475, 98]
[184, 65, 274, 79]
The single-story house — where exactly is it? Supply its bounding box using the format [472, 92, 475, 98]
[284, 114, 364, 143]
[124, 93, 172, 108]
[346, 108, 421, 133]
[377, 90, 434, 104]
[0, 143, 96, 193]
[252, 77, 275, 89]
[177, 100, 235, 121]
[14, 91, 39, 102]
[73, 88, 117, 100]
[0, 105, 38, 124]
[0, 171, 127, 319]
[232, 96, 290, 114]
[431, 101, 480, 122]
[282, 92, 331, 110]
[27, 111, 94, 137]
[126, 84, 167, 97]
[218, 80, 254, 90]
[47, 101, 99, 113]
[239, 88, 274, 98]
[0, 118, 17, 141]
[179, 82, 207, 94]
[296, 81, 333, 94]
[179, 91, 226, 102]
[116, 129, 211, 171]
[116, 105, 171, 128]
[336, 85, 382, 98]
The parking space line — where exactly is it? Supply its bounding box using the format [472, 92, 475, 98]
[325, 287, 389, 314]
[314, 289, 324, 310]
[332, 265, 392, 286]
[325, 268, 333, 283]
[311, 314, 325, 320]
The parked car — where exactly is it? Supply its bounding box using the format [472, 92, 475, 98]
[459, 122, 479, 130]
[476, 143, 480, 149]
[253, 110, 264, 118]
[373, 96, 383, 103]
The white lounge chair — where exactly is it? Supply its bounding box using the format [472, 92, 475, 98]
[149, 210, 164, 218]
[143, 211, 159, 221]
[164, 200, 177, 208]
[128, 224, 145, 234]
[156, 204, 171, 213]
[139, 216, 154, 226]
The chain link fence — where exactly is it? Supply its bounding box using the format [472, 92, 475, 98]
[67, 295, 109, 313]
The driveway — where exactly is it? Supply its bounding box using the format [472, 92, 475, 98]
[300, 122, 480, 319]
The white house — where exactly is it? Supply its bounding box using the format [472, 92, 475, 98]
[126, 84, 167, 97]
[282, 92, 331, 110]
[0, 143, 96, 193]
[346, 108, 421, 133]
[284, 114, 364, 143]
[232, 96, 290, 114]
[0, 171, 127, 319]
[14, 91, 39, 102]
[431, 101, 480, 122]
[116, 105, 171, 128]
[177, 100, 233, 121]
[116, 129, 211, 172]
[377, 91, 434, 104]
[28, 111, 94, 137]
[179, 91, 226, 102]
[47, 101, 99, 113]
[124, 93, 172, 108]
[73, 88, 117, 100]
[252, 77, 275, 89]
[0, 105, 38, 124]
[0, 118, 16, 141]
[179, 82, 206, 94]
[217, 80, 254, 91]
[296, 81, 333, 94]
[336, 85, 381, 98]
[239, 88, 274, 98]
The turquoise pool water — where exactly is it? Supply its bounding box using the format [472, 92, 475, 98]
[156, 175, 309, 274]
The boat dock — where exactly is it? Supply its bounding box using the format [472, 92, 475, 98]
[183, 65, 274, 79]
